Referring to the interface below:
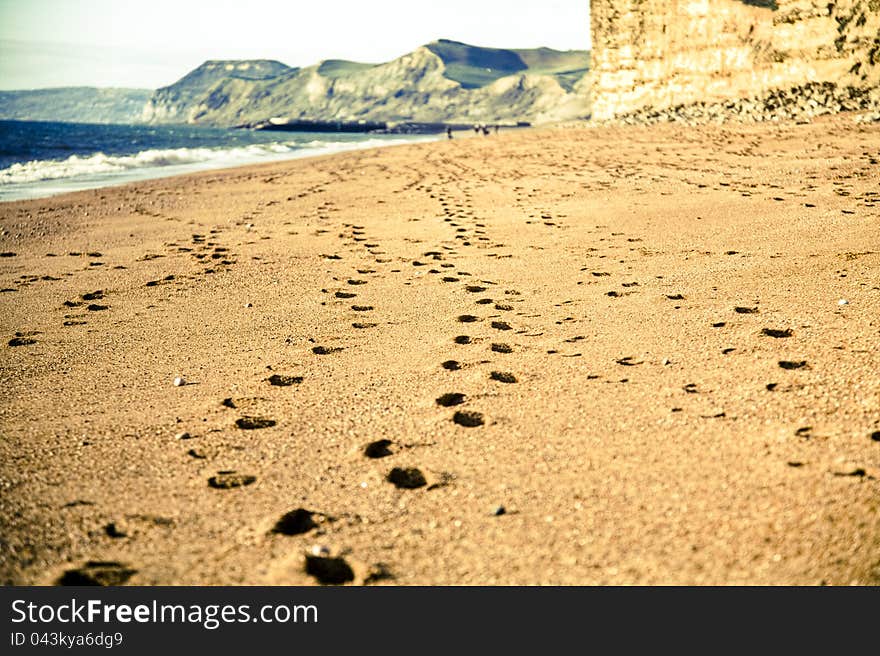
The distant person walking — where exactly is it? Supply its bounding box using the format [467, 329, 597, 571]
[447, 127, 453, 139]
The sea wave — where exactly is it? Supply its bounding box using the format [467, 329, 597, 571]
[0, 137, 418, 186]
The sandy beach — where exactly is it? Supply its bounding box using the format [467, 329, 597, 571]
[1, 115, 878, 585]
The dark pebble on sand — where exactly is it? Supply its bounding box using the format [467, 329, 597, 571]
[491, 321, 512, 331]
[442, 360, 461, 370]
[778, 360, 807, 370]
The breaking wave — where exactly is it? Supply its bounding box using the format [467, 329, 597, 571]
[0, 138, 414, 186]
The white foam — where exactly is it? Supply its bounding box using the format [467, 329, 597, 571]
[0, 135, 435, 201]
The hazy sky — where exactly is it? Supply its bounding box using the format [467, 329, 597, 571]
[0, 1, 591, 90]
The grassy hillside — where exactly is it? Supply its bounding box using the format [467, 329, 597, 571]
[424, 39, 590, 91]
[317, 60, 378, 78]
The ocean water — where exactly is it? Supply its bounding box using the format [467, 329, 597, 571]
[0, 120, 434, 202]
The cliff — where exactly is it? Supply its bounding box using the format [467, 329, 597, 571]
[590, 0, 880, 120]
[142, 40, 591, 126]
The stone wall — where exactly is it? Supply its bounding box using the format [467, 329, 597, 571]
[590, 0, 880, 120]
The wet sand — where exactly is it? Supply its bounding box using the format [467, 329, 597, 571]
[1, 115, 878, 585]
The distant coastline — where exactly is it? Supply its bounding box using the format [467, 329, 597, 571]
[0, 40, 591, 129]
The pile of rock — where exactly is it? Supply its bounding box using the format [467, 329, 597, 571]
[600, 82, 880, 126]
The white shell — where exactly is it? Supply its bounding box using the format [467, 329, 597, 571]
[173, 376, 186, 387]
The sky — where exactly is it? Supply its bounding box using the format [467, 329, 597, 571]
[0, 0, 591, 90]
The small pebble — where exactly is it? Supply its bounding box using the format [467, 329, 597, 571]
[838, 299, 848, 306]
[173, 376, 186, 387]
[492, 505, 506, 516]
[175, 431, 192, 440]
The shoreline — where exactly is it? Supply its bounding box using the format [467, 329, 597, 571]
[1, 115, 878, 585]
[0, 127, 443, 204]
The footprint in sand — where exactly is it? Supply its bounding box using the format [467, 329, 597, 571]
[453, 410, 485, 427]
[490, 371, 517, 383]
[441, 360, 461, 370]
[235, 416, 277, 429]
[351, 305, 373, 312]
[267, 374, 303, 386]
[312, 346, 343, 355]
[305, 555, 354, 585]
[387, 467, 427, 489]
[57, 561, 137, 586]
[491, 343, 513, 353]
[762, 328, 793, 338]
[436, 392, 466, 407]
[208, 471, 257, 488]
[8, 332, 39, 346]
[335, 291, 357, 299]
[272, 508, 327, 536]
[352, 322, 377, 329]
[364, 439, 394, 458]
